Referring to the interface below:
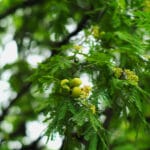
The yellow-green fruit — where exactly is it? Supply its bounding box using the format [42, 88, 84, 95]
[60, 79, 69, 86]
[70, 78, 82, 87]
[62, 85, 70, 92]
[72, 87, 82, 98]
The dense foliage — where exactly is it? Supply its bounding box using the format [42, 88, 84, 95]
[0, 0, 150, 150]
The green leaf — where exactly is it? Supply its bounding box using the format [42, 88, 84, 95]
[115, 31, 146, 53]
[72, 109, 88, 126]
[89, 113, 102, 131]
[88, 134, 98, 150]
[87, 52, 112, 66]
[57, 102, 68, 120]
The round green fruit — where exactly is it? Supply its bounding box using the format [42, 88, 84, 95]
[60, 79, 69, 86]
[70, 78, 82, 87]
[62, 85, 70, 92]
[72, 87, 82, 98]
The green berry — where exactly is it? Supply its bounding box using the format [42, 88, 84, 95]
[70, 78, 82, 87]
[72, 87, 82, 98]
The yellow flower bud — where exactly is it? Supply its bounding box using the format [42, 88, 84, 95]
[113, 67, 123, 78]
[92, 26, 100, 38]
[80, 85, 91, 99]
[73, 45, 83, 51]
[90, 105, 96, 114]
[124, 69, 139, 85]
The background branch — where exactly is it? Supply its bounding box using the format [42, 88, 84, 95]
[103, 108, 113, 129]
[20, 136, 42, 150]
[50, 15, 89, 56]
[0, 83, 31, 122]
[0, 0, 46, 20]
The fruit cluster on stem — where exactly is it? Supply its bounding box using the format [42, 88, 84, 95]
[60, 78, 84, 98]
[60, 78, 96, 114]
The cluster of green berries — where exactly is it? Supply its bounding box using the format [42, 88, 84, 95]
[60, 78, 96, 114]
[60, 78, 83, 98]
[60, 78, 91, 98]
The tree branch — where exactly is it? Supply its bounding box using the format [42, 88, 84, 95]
[0, 83, 31, 122]
[20, 136, 42, 150]
[52, 16, 89, 47]
[50, 15, 89, 56]
[103, 108, 113, 129]
[0, 0, 46, 20]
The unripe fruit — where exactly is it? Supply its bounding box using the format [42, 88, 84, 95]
[72, 87, 82, 98]
[62, 85, 70, 92]
[60, 79, 69, 86]
[70, 78, 82, 87]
